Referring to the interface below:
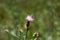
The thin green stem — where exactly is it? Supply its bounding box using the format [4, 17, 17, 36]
[26, 29, 28, 40]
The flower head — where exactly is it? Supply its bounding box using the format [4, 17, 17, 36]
[25, 15, 34, 21]
[19, 29, 23, 33]
[4, 29, 9, 32]
[33, 32, 39, 38]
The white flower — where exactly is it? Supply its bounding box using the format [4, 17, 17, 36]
[25, 15, 34, 21]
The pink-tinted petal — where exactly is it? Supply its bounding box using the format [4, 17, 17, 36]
[25, 15, 34, 21]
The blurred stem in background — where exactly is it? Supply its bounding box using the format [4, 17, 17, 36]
[52, 28, 57, 40]
[0, 26, 4, 40]
[19, 31, 21, 40]
[52, 13, 57, 40]
[52, 19, 57, 40]
[8, 27, 12, 40]
[52, 12, 57, 40]
[13, 15, 19, 40]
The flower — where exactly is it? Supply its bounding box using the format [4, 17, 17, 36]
[19, 29, 23, 33]
[25, 15, 34, 21]
[4, 29, 9, 32]
[33, 32, 39, 38]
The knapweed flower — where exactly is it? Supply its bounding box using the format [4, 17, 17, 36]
[25, 15, 34, 21]
[25, 15, 34, 29]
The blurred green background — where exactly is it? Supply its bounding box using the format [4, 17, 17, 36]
[0, 0, 60, 40]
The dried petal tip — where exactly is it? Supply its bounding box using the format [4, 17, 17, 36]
[25, 15, 34, 21]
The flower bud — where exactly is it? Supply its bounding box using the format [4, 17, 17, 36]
[33, 32, 39, 38]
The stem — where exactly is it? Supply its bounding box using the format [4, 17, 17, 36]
[52, 28, 57, 40]
[8, 33, 11, 40]
[26, 21, 30, 40]
[14, 20, 18, 40]
[19, 32, 21, 40]
[26, 30, 28, 40]
[8, 27, 12, 40]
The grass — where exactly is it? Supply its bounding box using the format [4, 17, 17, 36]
[0, 0, 60, 40]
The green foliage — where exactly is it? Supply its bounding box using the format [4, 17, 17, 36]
[0, 0, 60, 40]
